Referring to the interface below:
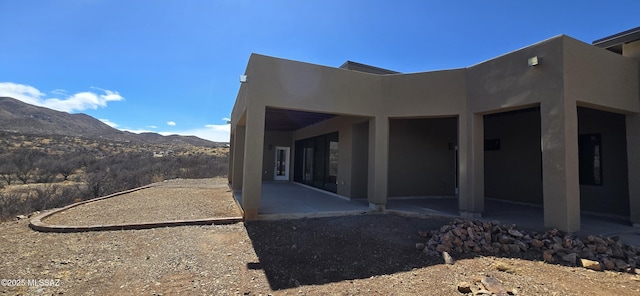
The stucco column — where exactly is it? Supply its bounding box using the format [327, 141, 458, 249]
[367, 116, 389, 210]
[231, 126, 245, 191]
[458, 113, 484, 218]
[540, 100, 580, 232]
[241, 104, 265, 220]
[627, 113, 640, 226]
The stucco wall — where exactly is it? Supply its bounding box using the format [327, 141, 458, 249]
[564, 37, 640, 113]
[628, 114, 640, 224]
[467, 36, 564, 113]
[623, 41, 640, 59]
[382, 70, 467, 117]
[231, 85, 248, 129]
[245, 54, 381, 117]
[388, 117, 457, 197]
[484, 108, 543, 204]
[351, 121, 369, 198]
[231, 126, 245, 191]
[578, 107, 629, 217]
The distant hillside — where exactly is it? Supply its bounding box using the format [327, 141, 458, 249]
[0, 96, 221, 147]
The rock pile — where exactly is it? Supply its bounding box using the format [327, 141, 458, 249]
[417, 218, 640, 273]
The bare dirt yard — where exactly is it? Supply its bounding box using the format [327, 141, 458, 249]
[1, 178, 639, 295]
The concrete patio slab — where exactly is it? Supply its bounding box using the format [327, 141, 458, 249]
[235, 182, 640, 246]
[234, 182, 370, 217]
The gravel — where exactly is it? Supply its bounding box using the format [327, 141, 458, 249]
[42, 178, 240, 226]
[1, 178, 639, 295]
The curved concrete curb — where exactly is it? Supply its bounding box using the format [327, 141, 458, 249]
[29, 185, 243, 233]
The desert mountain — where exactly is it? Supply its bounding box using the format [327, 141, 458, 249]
[0, 96, 221, 147]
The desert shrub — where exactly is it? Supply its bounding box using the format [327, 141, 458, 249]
[46, 186, 80, 209]
[0, 139, 229, 220]
[28, 184, 79, 210]
[173, 154, 228, 179]
[12, 148, 46, 184]
[81, 170, 112, 199]
[0, 192, 24, 219]
[0, 185, 82, 220]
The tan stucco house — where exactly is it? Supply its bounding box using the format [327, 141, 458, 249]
[229, 27, 640, 232]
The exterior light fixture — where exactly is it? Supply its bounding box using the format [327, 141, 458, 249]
[240, 75, 247, 83]
[528, 56, 541, 67]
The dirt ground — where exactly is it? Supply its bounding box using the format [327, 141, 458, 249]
[43, 178, 241, 226]
[1, 178, 639, 295]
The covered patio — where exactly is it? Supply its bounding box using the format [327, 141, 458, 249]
[233, 181, 640, 246]
[230, 43, 640, 233]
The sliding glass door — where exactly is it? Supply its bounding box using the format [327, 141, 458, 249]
[294, 132, 339, 193]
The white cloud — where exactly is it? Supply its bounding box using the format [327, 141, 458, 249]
[99, 119, 118, 128]
[147, 125, 158, 129]
[167, 121, 176, 126]
[0, 82, 124, 113]
[0, 82, 44, 106]
[222, 117, 231, 122]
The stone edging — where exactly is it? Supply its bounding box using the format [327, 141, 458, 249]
[29, 185, 244, 233]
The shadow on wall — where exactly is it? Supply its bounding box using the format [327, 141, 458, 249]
[243, 215, 450, 290]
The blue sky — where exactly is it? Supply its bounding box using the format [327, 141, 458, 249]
[1, 1, 638, 142]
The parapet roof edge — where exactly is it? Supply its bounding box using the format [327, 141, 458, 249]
[248, 34, 585, 78]
[593, 26, 640, 48]
[339, 60, 400, 74]
[465, 34, 567, 69]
